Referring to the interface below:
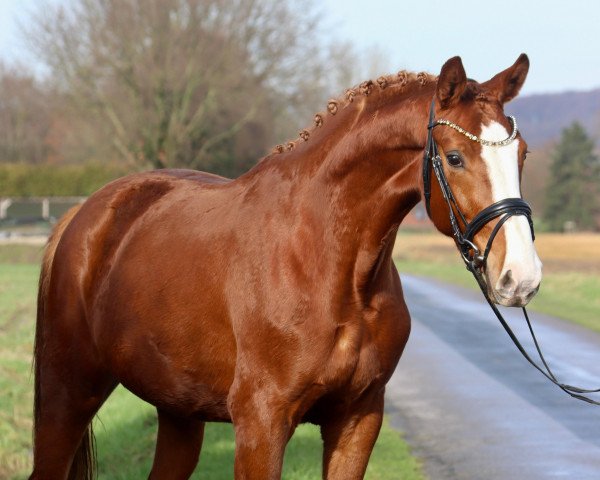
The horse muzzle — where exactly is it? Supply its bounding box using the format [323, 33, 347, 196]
[490, 255, 543, 307]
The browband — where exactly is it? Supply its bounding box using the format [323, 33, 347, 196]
[433, 116, 518, 147]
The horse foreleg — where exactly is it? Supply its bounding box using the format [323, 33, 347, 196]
[229, 387, 295, 480]
[320, 389, 384, 480]
[148, 410, 205, 479]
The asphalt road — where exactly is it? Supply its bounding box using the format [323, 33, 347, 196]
[385, 275, 600, 480]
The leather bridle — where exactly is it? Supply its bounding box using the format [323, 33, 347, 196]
[423, 98, 534, 271]
[422, 98, 600, 405]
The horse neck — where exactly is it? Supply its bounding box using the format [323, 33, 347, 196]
[253, 84, 433, 295]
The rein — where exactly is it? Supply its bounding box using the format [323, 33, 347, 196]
[422, 99, 600, 405]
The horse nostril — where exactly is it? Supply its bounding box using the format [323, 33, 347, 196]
[499, 269, 514, 288]
[496, 269, 517, 295]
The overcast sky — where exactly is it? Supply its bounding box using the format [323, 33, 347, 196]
[321, 0, 600, 95]
[1, 0, 599, 95]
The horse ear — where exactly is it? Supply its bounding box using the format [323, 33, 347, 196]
[483, 53, 530, 104]
[436, 56, 467, 109]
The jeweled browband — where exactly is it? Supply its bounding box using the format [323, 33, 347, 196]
[433, 116, 518, 147]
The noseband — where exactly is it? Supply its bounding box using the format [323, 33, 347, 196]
[422, 98, 534, 272]
[421, 98, 600, 405]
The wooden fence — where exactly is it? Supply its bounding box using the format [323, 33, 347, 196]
[0, 197, 87, 221]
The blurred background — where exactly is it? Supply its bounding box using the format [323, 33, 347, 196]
[1, 1, 599, 478]
[0, 0, 598, 236]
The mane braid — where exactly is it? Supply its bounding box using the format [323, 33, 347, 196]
[269, 70, 438, 156]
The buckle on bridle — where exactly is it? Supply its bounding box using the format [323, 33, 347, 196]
[458, 237, 485, 269]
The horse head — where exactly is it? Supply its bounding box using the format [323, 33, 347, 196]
[425, 54, 542, 307]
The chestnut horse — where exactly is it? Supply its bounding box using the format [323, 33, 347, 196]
[31, 55, 541, 479]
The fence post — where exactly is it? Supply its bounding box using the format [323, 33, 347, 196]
[0, 199, 12, 220]
[42, 198, 50, 220]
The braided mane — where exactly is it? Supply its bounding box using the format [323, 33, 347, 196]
[270, 70, 438, 156]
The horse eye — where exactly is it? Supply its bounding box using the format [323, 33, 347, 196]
[446, 153, 463, 168]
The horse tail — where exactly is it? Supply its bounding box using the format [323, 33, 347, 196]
[33, 204, 97, 480]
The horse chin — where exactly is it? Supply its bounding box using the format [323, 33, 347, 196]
[492, 292, 528, 308]
[489, 282, 538, 307]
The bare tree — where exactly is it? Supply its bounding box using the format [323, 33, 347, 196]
[26, 0, 335, 175]
[0, 64, 54, 164]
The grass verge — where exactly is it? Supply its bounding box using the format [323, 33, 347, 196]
[0, 244, 45, 264]
[0, 258, 424, 479]
[394, 232, 600, 332]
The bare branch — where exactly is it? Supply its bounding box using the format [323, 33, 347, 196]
[23, 0, 361, 175]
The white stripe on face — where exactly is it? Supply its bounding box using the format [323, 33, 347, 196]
[479, 121, 542, 305]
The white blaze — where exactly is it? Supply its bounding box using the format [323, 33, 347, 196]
[480, 121, 542, 303]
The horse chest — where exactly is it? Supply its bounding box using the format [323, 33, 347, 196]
[321, 307, 409, 397]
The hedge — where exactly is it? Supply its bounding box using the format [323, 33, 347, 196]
[0, 163, 132, 197]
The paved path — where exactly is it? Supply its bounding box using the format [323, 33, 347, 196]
[385, 275, 600, 480]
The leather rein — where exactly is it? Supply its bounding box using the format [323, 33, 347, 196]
[422, 98, 600, 405]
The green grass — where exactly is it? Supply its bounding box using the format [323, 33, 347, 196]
[527, 273, 600, 332]
[0, 264, 39, 479]
[395, 259, 474, 290]
[0, 244, 45, 264]
[93, 387, 422, 480]
[0, 257, 424, 479]
[395, 258, 600, 333]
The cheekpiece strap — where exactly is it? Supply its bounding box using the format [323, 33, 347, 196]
[422, 99, 438, 216]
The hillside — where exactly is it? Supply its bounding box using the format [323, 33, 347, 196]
[506, 88, 600, 147]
